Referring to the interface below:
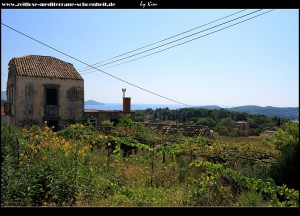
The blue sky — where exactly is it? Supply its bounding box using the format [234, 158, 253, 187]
[1, 9, 299, 107]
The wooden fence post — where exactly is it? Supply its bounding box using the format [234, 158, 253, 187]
[150, 141, 154, 187]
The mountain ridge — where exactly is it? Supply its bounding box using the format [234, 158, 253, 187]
[195, 105, 298, 120]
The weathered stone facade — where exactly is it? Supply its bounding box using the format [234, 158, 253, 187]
[7, 55, 84, 129]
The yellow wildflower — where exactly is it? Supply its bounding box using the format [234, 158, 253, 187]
[89, 167, 94, 172]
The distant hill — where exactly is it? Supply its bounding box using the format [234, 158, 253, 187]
[1, 91, 7, 101]
[194, 105, 222, 110]
[227, 105, 299, 120]
[84, 100, 104, 105]
[189, 104, 298, 120]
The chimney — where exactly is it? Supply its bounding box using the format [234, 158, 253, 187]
[123, 97, 131, 113]
[122, 88, 131, 113]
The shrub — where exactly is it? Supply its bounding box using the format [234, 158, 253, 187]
[1, 124, 100, 206]
[236, 190, 264, 206]
[270, 122, 299, 190]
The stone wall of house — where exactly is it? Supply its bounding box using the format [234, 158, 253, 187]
[10, 76, 84, 128]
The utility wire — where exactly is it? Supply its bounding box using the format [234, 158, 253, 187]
[83, 9, 275, 74]
[77, 9, 247, 72]
[79, 9, 260, 73]
[1, 9, 275, 106]
[1, 22, 191, 106]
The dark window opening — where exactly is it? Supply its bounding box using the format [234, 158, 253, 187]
[46, 88, 58, 105]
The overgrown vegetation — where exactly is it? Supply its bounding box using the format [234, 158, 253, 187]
[134, 107, 289, 136]
[269, 122, 299, 190]
[1, 116, 299, 207]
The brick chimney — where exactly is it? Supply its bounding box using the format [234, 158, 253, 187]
[122, 88, 131, 113]
[123, 97, 131, 113]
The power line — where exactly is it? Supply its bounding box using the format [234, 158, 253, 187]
[1, 9, 275, 106]
[82, 9, 275, 75]
[79, 9, 260, 73]
[77, 9, 247, 72]
[1, 22, 191, 107]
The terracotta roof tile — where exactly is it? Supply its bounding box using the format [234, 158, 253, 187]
[9, 55, 83, 80]
[144, 123, 210, 137]
[160, 120, 176, 125]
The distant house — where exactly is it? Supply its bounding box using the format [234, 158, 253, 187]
[1, 104, 4, 116]
[263, 130, 276, 138]
[1, 102, 10, 126]
[1, 91, 10, 125]
[233, 121, 250, 132]
[83, 96, 134, 126]
[6, 55, 84, 129]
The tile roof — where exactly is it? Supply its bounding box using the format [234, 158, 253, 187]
[9, 55, 83, 80]
[160, 120, 177, 125]
[144, 123, 211, 137]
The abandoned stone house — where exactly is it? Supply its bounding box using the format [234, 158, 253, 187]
[233, 121, 250, 132]
[6, 55, 84, 130]
[84, 95, 135, 126]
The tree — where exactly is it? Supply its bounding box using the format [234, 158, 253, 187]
[117, 114, 135, 128]
[270, 122, 299, 190]
[196, 117, 216, 128]
[218, 117, 234, 134]
[215, 125, 229, 136]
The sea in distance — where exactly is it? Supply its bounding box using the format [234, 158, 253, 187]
[85, 103, 189, 111]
